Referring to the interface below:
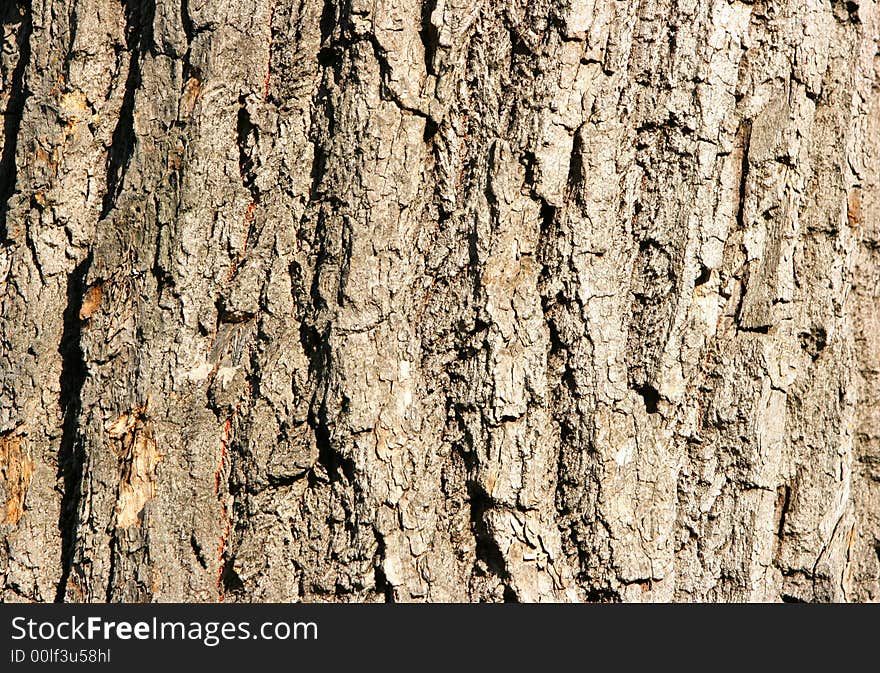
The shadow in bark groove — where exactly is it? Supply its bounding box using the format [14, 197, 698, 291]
[312, 411, 356, 485]
[781, 593, 807, 603]
[100, 0, 155, 220]
[419, 0, 438, 76]
[465, 474, 517, 601]
[0, 1, 32, 242]
[373, 532, 396, 602]
[55, 254, 92, 602]
[635, 384, 661, 414]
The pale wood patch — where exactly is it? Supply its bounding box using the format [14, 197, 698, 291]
[105, 402, 162, 528]
[0, 434, 33, 526]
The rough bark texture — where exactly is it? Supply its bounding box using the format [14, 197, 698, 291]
[1, 0, 879, 603]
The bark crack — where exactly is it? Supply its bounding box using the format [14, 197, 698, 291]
[0, 0, 32, 242]
[100, 0, 153, 220]
[55, 254, 92, 602]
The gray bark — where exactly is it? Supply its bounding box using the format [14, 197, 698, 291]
[1, 0, 879, 602]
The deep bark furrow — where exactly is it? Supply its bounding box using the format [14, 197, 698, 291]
[100, 0, 151, 220]
[0, 1, 31, 242]
[54, 254, 91, 602]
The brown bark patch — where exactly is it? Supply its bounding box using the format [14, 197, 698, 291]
[178, 76, 203, 120]
[848, 189, 862, 227]
[0, 434, 33, 526]
[78, 283, 104, 320]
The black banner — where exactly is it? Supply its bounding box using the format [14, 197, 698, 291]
[0, 603, 872, 669]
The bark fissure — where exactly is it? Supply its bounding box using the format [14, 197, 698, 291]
[55, 255, 92, 602]
[100, 0, 153, 219]
[0, 1, 31, 242]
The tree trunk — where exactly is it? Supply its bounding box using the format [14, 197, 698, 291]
[0, 0, 878, 603]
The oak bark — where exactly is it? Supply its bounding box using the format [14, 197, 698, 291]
[1, 0, 879, 602]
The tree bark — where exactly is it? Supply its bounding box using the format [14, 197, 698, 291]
[0, 0, 878, 603]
